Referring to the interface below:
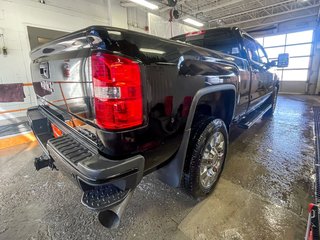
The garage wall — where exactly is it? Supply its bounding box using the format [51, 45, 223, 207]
[0, 0, 113, 123]
[126, 9, 199, 37]
[109, 0, 128, 29]
[127, 7, 149, 33]
[148, 13, 198, 39]
[309, 26, 320, 95]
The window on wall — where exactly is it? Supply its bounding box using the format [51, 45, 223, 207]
[256, 29, 313, 81]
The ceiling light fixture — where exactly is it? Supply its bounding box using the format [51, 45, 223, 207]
[183, 18, 204, 27]
[129, 0, 159, 10]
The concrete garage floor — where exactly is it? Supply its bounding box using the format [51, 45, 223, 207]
[0, 94, 319, 240]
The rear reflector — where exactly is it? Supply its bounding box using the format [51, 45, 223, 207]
[91, 52, 143, 130]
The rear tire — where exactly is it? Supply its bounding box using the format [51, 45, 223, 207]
[264, 86, 278, 117]
[184, 117, 228, 199]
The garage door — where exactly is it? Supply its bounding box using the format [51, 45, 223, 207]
[256, 30, 314, 94]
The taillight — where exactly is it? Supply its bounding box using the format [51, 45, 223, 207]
[91, 52, 143, 130]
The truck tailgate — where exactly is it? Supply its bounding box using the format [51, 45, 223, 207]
[30, 29, 94, 125]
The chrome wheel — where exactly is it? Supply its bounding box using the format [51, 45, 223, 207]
[200, 131, 225, 189]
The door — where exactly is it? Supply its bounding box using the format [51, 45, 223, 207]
[256, 43, 274, 95]
[243, 36, 273, 112]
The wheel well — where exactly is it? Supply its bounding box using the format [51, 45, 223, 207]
[192, 90, 235, 129]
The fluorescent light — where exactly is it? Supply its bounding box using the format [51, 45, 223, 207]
[183, 18, 204, 27]
[129, 0, 159, 10]
[140, 48, 165, 54]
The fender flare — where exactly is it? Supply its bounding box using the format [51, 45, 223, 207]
[156, 84, 237, 187]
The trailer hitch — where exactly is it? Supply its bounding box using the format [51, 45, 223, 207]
[34, 153, 56, 171]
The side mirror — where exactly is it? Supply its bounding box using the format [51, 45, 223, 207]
[269, 60, 277, 67]
[277, 53, 289, 68]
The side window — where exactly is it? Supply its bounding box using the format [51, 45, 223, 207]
[256, 44, 268, 64]
[243, 37, 259, 63]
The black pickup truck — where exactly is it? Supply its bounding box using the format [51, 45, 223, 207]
[27, 26, 288, 228]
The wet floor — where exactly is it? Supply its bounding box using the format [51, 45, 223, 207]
[0, 94, 319, 240]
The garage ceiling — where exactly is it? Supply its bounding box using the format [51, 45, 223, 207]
[122, 0, 320, 30]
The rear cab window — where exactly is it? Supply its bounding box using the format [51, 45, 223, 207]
[172, 28, 244, 58]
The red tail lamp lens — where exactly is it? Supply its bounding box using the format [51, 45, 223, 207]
[91, 53, 143, 130]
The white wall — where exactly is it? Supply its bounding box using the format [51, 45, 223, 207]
[127, 7, 148, 33]
[312, 26, 320, 95]
[0, 0, 112, 122]
[126, 9, 199, 36]
[148, 13, 198, 39]
[108, 0, 128, 29]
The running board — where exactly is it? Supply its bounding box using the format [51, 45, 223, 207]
[238, 104, 272, 129]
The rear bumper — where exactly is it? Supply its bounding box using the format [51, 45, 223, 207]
[27, 106, 144, 211]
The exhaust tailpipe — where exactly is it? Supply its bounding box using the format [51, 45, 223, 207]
[98, 191, 133, 229]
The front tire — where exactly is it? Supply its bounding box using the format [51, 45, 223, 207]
[184, 117, 228, 199]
